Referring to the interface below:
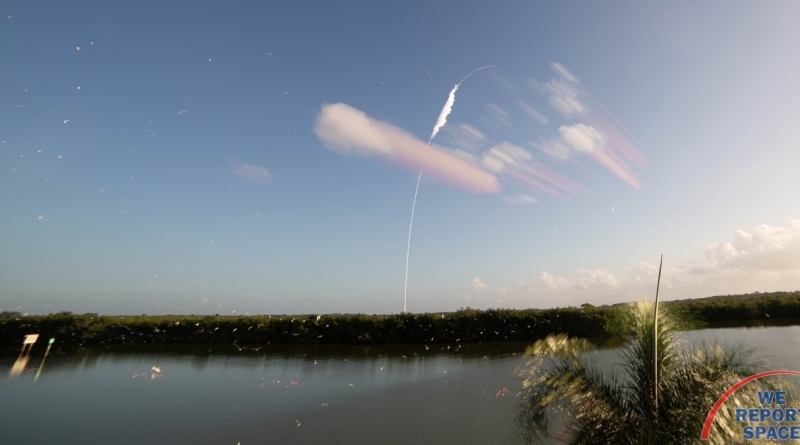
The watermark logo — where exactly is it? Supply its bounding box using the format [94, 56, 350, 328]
[701, 370, 800, 441]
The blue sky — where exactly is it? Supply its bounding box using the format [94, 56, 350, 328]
[2, 1, 800, 315]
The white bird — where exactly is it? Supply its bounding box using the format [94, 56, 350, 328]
[151, 366, 161, 373]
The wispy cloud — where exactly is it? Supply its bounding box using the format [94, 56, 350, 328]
[481, 142, 587, 198]
[535, 269, 618, 291]
[537, 271, 569, 290]
[526, 62, 647, 189]
[229, 161, 273, 185]
[503, 194, 538, 205]
[466, 277, 487, 291]
[484, 103, 511, 128]
[550, 62, 579, 83]
[488, 72, 515, 92]
[442, 123, 487, 154]
[481, 142, 533, 173]
[315, 103, 501, 194]
[516, 100, 548, 125]
[559, 123, 605, 154]
[530, 136, 571, 162]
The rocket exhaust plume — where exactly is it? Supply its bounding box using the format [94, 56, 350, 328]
[404, 65, 494, 313]
[428, 84, 458, 142]
[428, 66, 494, 144]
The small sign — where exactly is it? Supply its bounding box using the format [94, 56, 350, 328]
[23, 334, 39, 345]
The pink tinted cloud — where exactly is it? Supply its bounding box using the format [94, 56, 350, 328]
[481, 142, 586, 199]
[315, 103, 501, 194]
[583, 112, 648, 170]
[588, 145, 643, 190]
[374, 121, 501, 194]
[229, 161, 273, 185]
[502, 167, 568, 199]
[517, 161, 589, 197]
[535, 63, 648, 190]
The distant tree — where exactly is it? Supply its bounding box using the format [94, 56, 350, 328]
[516, 301, 780, 445]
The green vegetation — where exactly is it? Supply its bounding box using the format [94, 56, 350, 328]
[0, 306, 609, 347]
[515, 301, 782, 445]
[669, 290, 800, 323]
[1, 291, 798, 346]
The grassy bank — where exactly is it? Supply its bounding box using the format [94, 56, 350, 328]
[0, 307, 609, 347]
[2, 291, 798, 346]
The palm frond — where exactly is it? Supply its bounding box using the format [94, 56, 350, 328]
[516, 301, 776, 445]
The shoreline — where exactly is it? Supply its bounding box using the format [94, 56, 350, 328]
[2, 291, 799, 347]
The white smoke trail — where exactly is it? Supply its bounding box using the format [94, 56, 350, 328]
[427, 65, 494, 146]
[403, 65, 493, 313]
[428, 84, 458, 142]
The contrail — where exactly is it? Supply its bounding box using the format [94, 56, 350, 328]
[403, 65, 493, 313]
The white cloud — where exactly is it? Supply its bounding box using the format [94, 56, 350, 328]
[531, 136, 571, 161]
[550, 62, 579, 83]
[491, 287, 507, 301]
[545, 77, 587, 115]
[528, 124, 605, 162]
[480, 142, 533, 173]
[514, 220, 800, 308]
[314, 103, 392, 156]
[523, 62, 646, 190]
[574, 269, 618, 289]
[538, 271, 569, 290]
[442, 122, 486, 153]
[484, 103, 511, 128]
[536, 270, 617, 290]
[481, 155, 505, 174]
[229, 162, 273, 185]
[447, 148, 480, 166]
[516, 100, 548, 125]
[455, 221, 799, 310]
[559, 123, 606, 154]
[503, 194, 538, 205]
[704, 221, 800, 271]
[466, 277, 487, 291]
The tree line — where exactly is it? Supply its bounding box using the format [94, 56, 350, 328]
[1, 291, 798, 346]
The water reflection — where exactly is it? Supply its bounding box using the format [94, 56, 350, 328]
[2, 325, 800, 444]
[9, 355, 29, 378]
[9, 334, 41, 378]
[0, 341, 529, 445]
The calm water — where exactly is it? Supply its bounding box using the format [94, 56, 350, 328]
[3, 325, 800, 445]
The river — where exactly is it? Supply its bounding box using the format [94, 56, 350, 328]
[3, 324, 800, 444]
